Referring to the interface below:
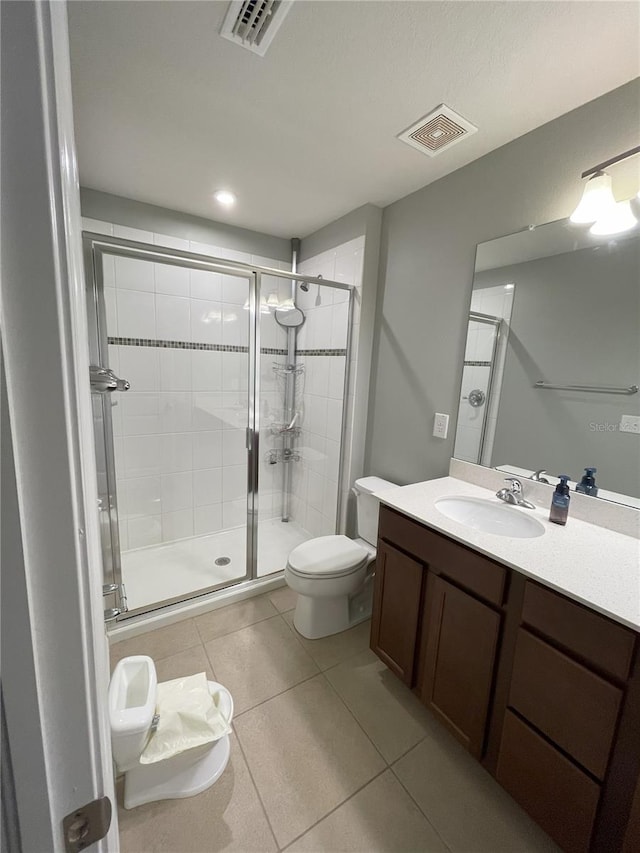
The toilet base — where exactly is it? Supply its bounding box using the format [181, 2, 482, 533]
[123, 734, 231, 810]
[293, 577, 374, 640]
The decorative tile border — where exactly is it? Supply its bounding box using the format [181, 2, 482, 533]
[297, 349, 347, 357]
[107, 337, 347, 357]
[464, 360, 492, 367]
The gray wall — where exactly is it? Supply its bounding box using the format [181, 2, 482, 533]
[365, 79, 640, 485]
[477, 239, 640, 497]
[81, 187, 292, 261]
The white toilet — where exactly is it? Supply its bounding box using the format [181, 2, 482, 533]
[109, 656, 233, 809]
[285, 476, 396, 639]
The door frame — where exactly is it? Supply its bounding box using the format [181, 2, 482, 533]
[1, 1, 118, 849]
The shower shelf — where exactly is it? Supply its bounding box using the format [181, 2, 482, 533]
[269, 423, 302, 437]
[272, 362, 305, 376]
[266, 449, 302, 464]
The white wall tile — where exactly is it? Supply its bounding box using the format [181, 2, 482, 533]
[114, 256, 154, 292]
[121, 393, 160, 436]
[192, 430, 223, 469]
[307, 470, 324, 512]
[222, 429, 247, 466]
[156, 294, 191, 342]
[160, 433, 192, 474]
[191, 300, 223, 345]
[221, 352, 248, 391]
[223, 464, 246, 502]
[159, 392, 192, 433]
[193, 468, 223, 506]
[128, 515, 162, 549]
[113, 224, 154, 244]
[222, 499, 246, 530]
[82, 217, 113, 236]
[123, 476, 161, 519]
[190, 269, 223, 301]
[123, 435, 161, 478]
[192, 392, 225, 431]
[153, 233, 190, 251]
[191, 350, 222, 392]
[194, 504, 223, 536]
[155, 262, 189, 297]
[117, 289, 156, 339]
[104, 287, 118, 336]
[326, 397, 343, 442]
[119, 346, 160, 392]
[222, 274, 248, 305]
[160, 471, 192, 513]
[161, 509, 194, 542]
[222, 305, 248, 347]
[159, 348, 192, 391]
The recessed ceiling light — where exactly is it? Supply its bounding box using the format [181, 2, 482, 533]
[213, 190, 236, 207]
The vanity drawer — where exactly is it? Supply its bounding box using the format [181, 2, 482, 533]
[496, 710, 600, 853]
[378, 506, 506, 605]
[522, 580, 636, 681]
[509, 628, 622, 780]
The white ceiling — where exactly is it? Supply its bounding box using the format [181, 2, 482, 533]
[67, 1, 640, 239]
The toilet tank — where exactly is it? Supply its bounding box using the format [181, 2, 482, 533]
[354, 477, 397, 545]
[109, 655, 157, 772]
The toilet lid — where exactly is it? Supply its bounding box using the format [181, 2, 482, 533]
[288, 535, 369, 578]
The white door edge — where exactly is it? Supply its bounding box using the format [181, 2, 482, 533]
[1, 1, 118, 849]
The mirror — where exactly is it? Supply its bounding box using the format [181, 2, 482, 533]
[454, 218, 640, 507]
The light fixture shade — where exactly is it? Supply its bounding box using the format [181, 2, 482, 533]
[570, 172, 616, 224]
[589, 200, 638, 236]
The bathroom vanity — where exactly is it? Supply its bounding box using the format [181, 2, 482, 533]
[370, 478, 640, 853]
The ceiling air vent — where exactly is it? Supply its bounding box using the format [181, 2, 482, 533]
[220, 0, 293, 56]
[398, 104, 477, 157]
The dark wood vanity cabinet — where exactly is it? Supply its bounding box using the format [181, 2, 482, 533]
[420, 574, 501, 758]
[370, 541, 424, 685]
[371, 504, 640, 853]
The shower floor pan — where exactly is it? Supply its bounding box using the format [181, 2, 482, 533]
[121, 518, 311, 612]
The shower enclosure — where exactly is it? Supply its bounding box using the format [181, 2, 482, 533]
[84, 233, 353, 621]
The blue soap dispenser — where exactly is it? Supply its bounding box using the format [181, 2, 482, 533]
[576, 467, 598, 497]
[549, 475, 571, 526]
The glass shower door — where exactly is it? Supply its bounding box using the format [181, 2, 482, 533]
[85, 234, 256, 617]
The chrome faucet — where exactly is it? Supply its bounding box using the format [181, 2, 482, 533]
[496, 478, 535, 509]
[531, 469, 550, 484]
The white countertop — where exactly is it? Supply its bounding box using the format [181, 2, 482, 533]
[376, 477, 640, 632]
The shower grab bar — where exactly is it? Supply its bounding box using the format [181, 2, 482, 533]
[535, 380, 638, 395]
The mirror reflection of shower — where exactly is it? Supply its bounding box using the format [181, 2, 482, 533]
[454, 284, 515, 465]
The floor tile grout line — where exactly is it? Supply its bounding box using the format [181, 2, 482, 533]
[194, 606, 278, 645]
[232, 730, 281, 852]
[388, 759, 454, 853]
[232, 668, 322, 719]
[318, 671, 390, 768]
[278, 767, 389, 852]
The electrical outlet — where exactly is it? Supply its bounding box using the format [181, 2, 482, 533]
[433, 412, 449, 439]
[620, 415, 640, 434]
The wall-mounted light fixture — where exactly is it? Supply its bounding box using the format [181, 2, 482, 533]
[570, 145, 639, 236]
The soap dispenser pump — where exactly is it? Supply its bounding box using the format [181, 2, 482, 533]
[576, 467, 598, 497]
[550, 475, 571, 526]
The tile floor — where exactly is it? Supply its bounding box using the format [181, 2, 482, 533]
[111, 586, 558, 853]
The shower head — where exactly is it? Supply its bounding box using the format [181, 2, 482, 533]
[299, 282, 309, 292]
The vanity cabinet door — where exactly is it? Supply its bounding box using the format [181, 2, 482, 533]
[421, 574, 501, 758]
[370, 541, 424, 686]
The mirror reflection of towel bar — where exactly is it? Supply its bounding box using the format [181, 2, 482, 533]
[535, 381, 638, 395]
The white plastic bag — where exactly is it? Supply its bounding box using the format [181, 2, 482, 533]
[140, 672, 232, 765]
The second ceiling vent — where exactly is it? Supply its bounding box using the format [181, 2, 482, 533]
[220, 0, 293, 56]
[398, 104, 477, 157]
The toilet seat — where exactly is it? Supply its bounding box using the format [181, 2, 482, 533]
[287, 535, 370, 579]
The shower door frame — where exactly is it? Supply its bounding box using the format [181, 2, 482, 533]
[467, 310, 502, 464]
[84, 232, 355, 620]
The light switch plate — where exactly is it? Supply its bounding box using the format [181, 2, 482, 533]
[620, 414, 640, 434]
[433, 412, 449, 439]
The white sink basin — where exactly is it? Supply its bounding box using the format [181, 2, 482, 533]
[435, 496, 545, 539]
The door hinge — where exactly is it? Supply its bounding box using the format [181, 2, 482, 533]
[103, 582, 128, 623]
[63, 796, 112, 852]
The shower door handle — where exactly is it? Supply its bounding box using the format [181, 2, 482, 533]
[90, 364, 130, 393]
